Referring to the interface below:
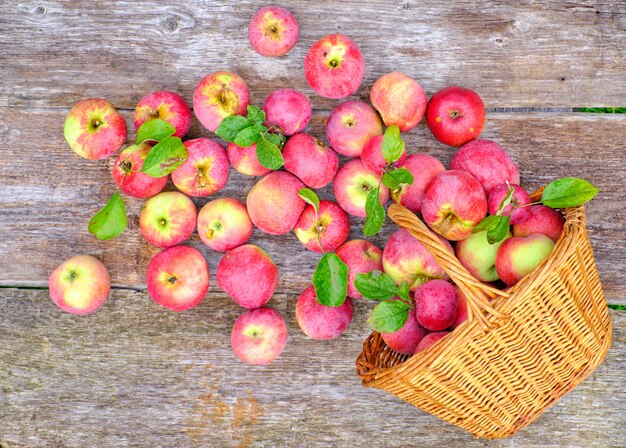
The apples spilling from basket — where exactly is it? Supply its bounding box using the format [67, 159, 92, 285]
[50, 5, 599, 365]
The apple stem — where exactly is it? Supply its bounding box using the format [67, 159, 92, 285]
[449, 110, 463, 119]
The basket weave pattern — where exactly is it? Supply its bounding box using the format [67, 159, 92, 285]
[356, 193, 612, 439]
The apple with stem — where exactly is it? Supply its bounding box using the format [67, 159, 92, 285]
[248, 6, 299, 57]
[262, 89, 311, 136]
[193, 71, 250, 132]
[283, 133, 339, 189]
[294, 200, 350, 253]
[336, 239, 383, 299]
[171, 138, 229, 197]
[139, 191, 197, 248]
[333, 159, 389, 218]
[231, 307, 288, 365]
[326, 100, 382, 158]
[134, 90, 191, 138]
[112, 143, 168, 198]
[197, 198, 253, 252]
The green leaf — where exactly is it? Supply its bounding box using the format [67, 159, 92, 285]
[368, 300, 410, 333]
[541, 177, 599, 208]
[381, 125, 405, 164]
[354, 270, 398, 301]
[247, 105, 266, 124]
[88, 191, 127, 240]
[234, 124, 266, 147]
[495, 182, 515, 216]
[312, 253, 349, 307]
[136, 119, 176, 144]
[141, 137, 188, 178]
[382, 167, 414, 190]
[486, 215, 510, 244]
[397, 282, 411, 303]
[298, 188, 320, 214]
[256, 137, 284, 170]
[363, 187, 385, 237]
[265, 132, 283, 147]
[472, 215, 501, 234]
[215, 115, 252, 143]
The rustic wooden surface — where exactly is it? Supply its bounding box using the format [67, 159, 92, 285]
[1, 0, 625, 447]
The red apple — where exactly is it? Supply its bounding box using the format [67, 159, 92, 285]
[227, 142, 271, 177]
[513, 205, 565, 243]
[381, 310, 429, 355]
[455, 229, 512, 283]
[197, 198, 253, 252]
[414, 280, 458, 331]
[231, 307, 288, 365]
[495, 234, 555, 286]
[112, 143, 168, 198]
[295, 285, 354, 340]
[248, 6, 299, 57]
[449, 288, 468, 329]
[262, 89, 311, 136]
[333, 159, 390, 218]
[283, 133, 339, 188]
[216, 244, 279, 309]
[370, 72, 427, 132]
[391, 154, 445, 214]
[335, 239, 383, 299]
[171, 138, 229, 197]
[326, 100, 383, 158]
[193, 71, 250, 132]
[414, 331, 450, 354]
[146, 246, 210, 312]
[488, 183, 531, 225]
[294, 200, 350, 253]
[133, 90, 191, 138]
[360, 134, 407, 175]
[425, 86, 485, 147]
[139, 191, 197, 248]
[48, 255, 110, 315]
[304, 34, 365, 99]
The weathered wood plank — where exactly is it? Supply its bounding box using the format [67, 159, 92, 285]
[0, 289, 624, 448]
[1, 1, 625, 109]
[0, 107, 624, 303]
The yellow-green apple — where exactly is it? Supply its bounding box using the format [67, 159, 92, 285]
[513, 205, 565, 243]
[414, 331, 450, 354]
[381, 309, 428, 355]
[193, 71, 250, 132]
[262, 89, 311, 136]
[333, 159, 389, 217]
[283, 133, 339, 188]
[425, 86, 485, 147]
[495, 234, 555, 286]
[488, 183, 531, 225]
[295, 285, 354, 340]
[414, 279, 458, 331]
[64, 98, 127, 160]
[450, 139, 520, 195]
[370, 72, 427, 132]
[294, 200, 350, 253]
[326, 100, 383, 157]
[246, 171, 305, 235]
[139, 191, 197, 248]
[449, 288, 468, 329]
[455, 229, 512, 282]
[146, 246, 209, 311]
[133, 90, 191, 138]
[171, 138, 229, 197]
[197, 198, 253, 252]
[48, 255, 110, 315]
[248, 6, 299, 57]
[360, 135, 407, 175]
[383, 228, 451, 291]
[391, 154, 445, 214]
[421, 170, 488, 241]
[227, 142, 271, 177]
[304, 34, 365, 99]
[231, 307, 288, 365]
[335, 239, 383, 299]
[217, 244, 279, 309]
[112, 143, 168, 198]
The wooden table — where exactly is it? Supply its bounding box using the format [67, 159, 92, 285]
[1, 1, 625, 447]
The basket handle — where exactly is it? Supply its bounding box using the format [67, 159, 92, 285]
[388, 204, 509, 331]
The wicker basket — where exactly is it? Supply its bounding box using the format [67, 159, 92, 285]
[355, 190, 612, 440]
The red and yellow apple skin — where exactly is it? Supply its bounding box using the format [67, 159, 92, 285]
[488, 183, 531, 225]
[262, 89, 311, 136]
[304, 34, 365, 99]
[513, 205, 565, 243]
[283, 133, 339, 189]
[197, 198, 253, 252]
[425, 86, 486, 147]
[421, 170, 488, 241]
[415, 279, 458, 331]
[382, 228, 450, 291]
[450, 139, 520, 195]
[248, 6, 299, 57]
[193, 71, 250, 132]
[64, 98, 127, 160]
[246, 171, 305, 235]
[360, 135, 407, 175]
[227, 142, 271, 177]
[370, 72, 427, 132]
[381, 309, 428, 355]
[335, 239, 383, 299]
[133, 90, 191, 138]
[112, 143, 168, 198]
[391, 154, 445, 214]
[333, 159, 389, 218]
[414, 331, 450, 354]
[294, 200, 350, 253]
[48, 255, 110, 315]
[455, 229, 512, 283]
[139, 191, 197, 248]
[146, 246, 210, 312]
[495, 234, 555, 286]
[171, 138, 229, 197]
[231, 307, 288, 365]
[217, 244, 279, 309]
[295, 285, 354, 340]
[326, 100, 383, 158]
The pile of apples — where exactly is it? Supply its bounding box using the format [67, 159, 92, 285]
[50, 6, 595, 365]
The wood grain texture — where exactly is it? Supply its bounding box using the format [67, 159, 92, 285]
[0, 289, 624, 448]
[1, 1, 625, 109]
[0, 107, 624, 303]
